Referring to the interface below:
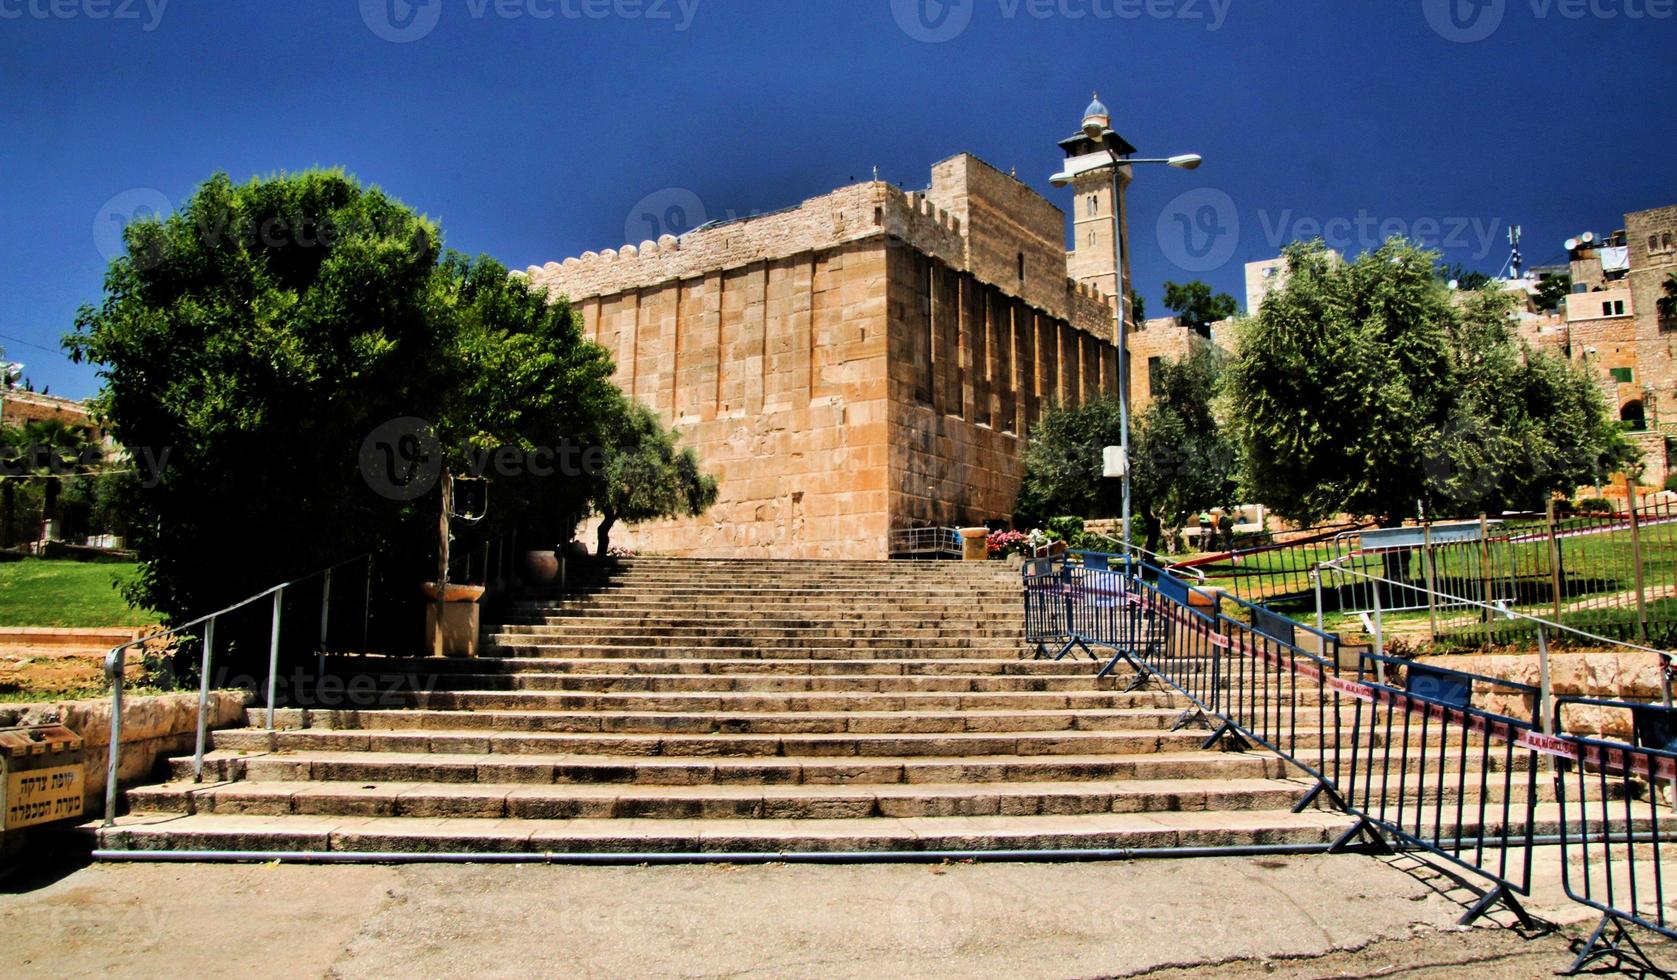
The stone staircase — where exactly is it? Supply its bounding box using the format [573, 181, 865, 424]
[100, 557, 1376, 856]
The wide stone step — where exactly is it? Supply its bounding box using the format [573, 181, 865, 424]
[211, 726, 1220, 759]
[247, 705, 1190, 736]
[478, 643, 1028, 660]
[486, 635, 1025, 651]
[394, 689, 1164, 713]
[493, 624, 1027, 639]
[174, 748, 1292, 786]
[96, 809, 1356, 854]
[322, 670, 1150, 694]
[320, 656, 1097, 677]
[126, 776, 1317, 820]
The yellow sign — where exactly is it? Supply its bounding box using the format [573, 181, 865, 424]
[5, 765, 84, 830]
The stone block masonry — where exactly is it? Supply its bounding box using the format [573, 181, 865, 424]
[526, 155, 1119, 558]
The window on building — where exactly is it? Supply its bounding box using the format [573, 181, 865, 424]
[1603, 300, 1626, 317]
[1087, 196, 1098, 217]
[1622, 400, 1647, 432]
[1088, 230, 1097, 248]
[1017, 252, 1025, 283]
[1147, 357, 1164, 397]
[1611, 367, 1635, 383]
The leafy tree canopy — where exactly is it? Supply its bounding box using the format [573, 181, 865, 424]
[1227, 239, 1632, 527]
[593, 398, 718, 555]
[1016, 347, 1235, 552]
[1534, 273, 1573, 313]
[1161, 280, 1238, 337]
[69, 169, 707, 630]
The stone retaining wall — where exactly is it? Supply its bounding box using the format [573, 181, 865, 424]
[0, 691, 250, 814]
[1417, 651, 1666, 738]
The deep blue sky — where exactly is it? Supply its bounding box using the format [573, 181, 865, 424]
[3, 0, 1673, 398]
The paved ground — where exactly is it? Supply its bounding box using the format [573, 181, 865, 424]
[5, 849, 1669, 978]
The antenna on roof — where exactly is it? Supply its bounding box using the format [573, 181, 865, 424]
[1508, 225, 1523, 280]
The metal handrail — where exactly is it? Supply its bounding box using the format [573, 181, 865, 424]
[889, 525, 962, 559]
[101, 552, 372, 826]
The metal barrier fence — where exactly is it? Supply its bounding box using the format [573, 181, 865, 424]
[1552, 696, 1677, 975]
[1023, 549, 1677, 956]
[1200, 497, 1677, 649]
[1336, 652, 1543, 926]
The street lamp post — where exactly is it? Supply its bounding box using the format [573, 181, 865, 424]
[1051, 96, 1201, 565]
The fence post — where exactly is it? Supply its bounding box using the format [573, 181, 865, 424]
[1371, 571, 1387, 686]
[193, 617, 215, 782]
[361, 554, 372, 655]
[1422, 521, 1439, 641]
[317, 567, 332, 684]
[1311, 567, 1325, 634]
[103, 645, 127, 826]
[1478, 512, 1493, 650]
[1536, 624, 1554, 736]
[1546, 498, 1564, 623]
[1627, 480, 1650, 646]
[265, 586, 284, 731]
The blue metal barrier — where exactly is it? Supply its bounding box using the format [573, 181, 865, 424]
[1025, 553, 1159, 688]
[1553, 697, 1677, 976]
[1334, 652, 1543, 927]
[1020, 548, 1677, 968]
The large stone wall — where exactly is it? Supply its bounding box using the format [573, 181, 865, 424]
[1629, 206, 1677, 424]
[0, 691, 249, 815]
[527, 158, 1116, 558]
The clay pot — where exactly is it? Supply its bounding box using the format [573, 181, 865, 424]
[522, 550, 560, 584]
[420, 582, 486, 603]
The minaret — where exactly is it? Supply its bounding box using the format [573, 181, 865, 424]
[1060, 93, 1137, 343]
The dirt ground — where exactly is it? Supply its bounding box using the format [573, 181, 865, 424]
[3, 848, 1668, 979]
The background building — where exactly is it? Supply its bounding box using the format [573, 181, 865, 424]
[526, 154, 1119, 559]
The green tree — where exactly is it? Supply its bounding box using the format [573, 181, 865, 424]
[1130, 347, 1238, 551]
[1659, 273, 1677, 325]
[68, 170, 630, 637]
[0, 422, 22, 548]
[1226, 239, 1457, 527]
[1428, 288, 1634, 514]
[593, 397, 718, 556]
[1229, 239, 1633, 527]
[1438, 262, 1493, 291]
[1534, 273, 1572, 313]
[22, 418, 97, 538]
[1128, 289, 1146, 324]
[1162, 280, 1238, 338]
[1015, 351, 1235, 553]
[1015, 397, 1121, 528]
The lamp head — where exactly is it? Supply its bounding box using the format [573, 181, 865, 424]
[1167, 154, 1204, 170]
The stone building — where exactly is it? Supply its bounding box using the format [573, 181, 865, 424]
[0, 389, 103, 441]
[525, 153, 1123, 559]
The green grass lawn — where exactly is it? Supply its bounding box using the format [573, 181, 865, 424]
[0, 559, 157, 628]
